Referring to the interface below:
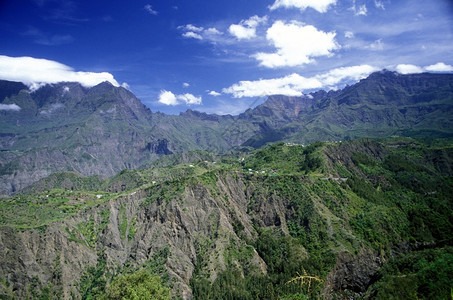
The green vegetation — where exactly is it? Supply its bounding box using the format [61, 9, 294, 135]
[190, 139, 453, 299]
[1, 138, 452, 299]
[79, 251, 108, 299]
[366, 247, 453, 299]
[66, 209, 110, 248]
[0, 189, 113, 229]
[242, 142, 323, 175]
[119, 204, 128, 240]
[103, 269, 170, 300]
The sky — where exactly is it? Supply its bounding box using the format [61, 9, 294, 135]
[1, 0, 453, 115]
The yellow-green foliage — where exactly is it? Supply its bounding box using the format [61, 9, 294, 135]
[103, 269, 170, 300]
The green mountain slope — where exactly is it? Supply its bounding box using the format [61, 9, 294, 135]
[1, 71, 452, 196]
[0, 138, 451, 299]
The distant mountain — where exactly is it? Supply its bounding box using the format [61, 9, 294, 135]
[1, 70, 452, 194]
[238, 71, 453, 147]
[0, 81, 164, 194]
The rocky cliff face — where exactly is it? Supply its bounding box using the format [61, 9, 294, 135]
[2, 139, 451, 299]
[0, 172, 269, 299]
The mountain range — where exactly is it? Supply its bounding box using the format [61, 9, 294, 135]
[1, 70, 452, 196]
[0, 70, 452, 299]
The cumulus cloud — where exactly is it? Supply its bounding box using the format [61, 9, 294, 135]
[205, 28, 222, 35]
[269, 0, 337, 13]
[158, 90, 202, 106]
[395, 64, 424, 74]
[0, 55, 120, 90]
[144, 4, 158, 15]
[182, 31, 203, 40]
[208, 90, 221, 96]
[179, 24, 223, 41]
[425, 62, 453, 72]
[158, 90, 179, 105]
[254, 21, 339, 68]
[177, 93, 202, 105]
[223, 65, 377, 98]
[183, 24, 204, 32]
[395, 62, 453, 74]
[183, 82, 190, 88]
[223, 73, 322, 98]
[315, 65, 378, 86]
[0, 103, 21, 111]
[229, 15, 268, 40]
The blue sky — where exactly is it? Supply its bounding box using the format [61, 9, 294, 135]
[1, 0, 453, 115]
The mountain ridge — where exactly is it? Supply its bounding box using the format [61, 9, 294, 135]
[1, 70, 453, 195]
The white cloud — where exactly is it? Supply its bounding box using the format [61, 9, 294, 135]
[158, 90, 202, 106]
[158, 90, 179, 105]
[425, 62, 453, 72]
[229, 15, 267, 40]
[374, 0, 385, 10]
[254, 21, 339, 68]
[208, 90, 221, 96]
[144, 4, 158, 15]
[183, 82, 190, 88]
[183, 24, 204, 32]
[345, 31, 354, 38]
[182, 31, 203, 40]
[395, 64, 424, 74]
[205, 28, 222, 35]
[350, 1, 367, 16]
[394, 62, 453, 74]
[177, 93, 202, 105]
[269, 0, 337, 13]
[229, 25, 255, 40]
[0, 55, 120, 90]
[0, 103, 21, 111]
[315, 65, 378, 86]
[179, 25, 224, 42]
[223, 73, 322, 98]
[355, 4, 367, 16]
[223, 65, 377, 98]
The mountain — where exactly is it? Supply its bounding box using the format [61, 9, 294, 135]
[0, 138, 452, 299]
[1, 70, 453, 195]
[0, 81, 168, 195]
[238, 71, 453, 147]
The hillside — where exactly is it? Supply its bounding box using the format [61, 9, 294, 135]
[0, 138, 452, 299]
[1, 71, 453, 195]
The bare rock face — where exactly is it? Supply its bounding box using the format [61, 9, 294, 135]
[324, 249, 384, 298]
[0, 173, 271, 299]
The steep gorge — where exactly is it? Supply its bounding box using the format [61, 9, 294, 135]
[1, 139, 452, 299]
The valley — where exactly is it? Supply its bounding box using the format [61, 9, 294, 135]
[0, 71, 452, 299]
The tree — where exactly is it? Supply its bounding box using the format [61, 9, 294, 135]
[103, 269, 170, 300]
